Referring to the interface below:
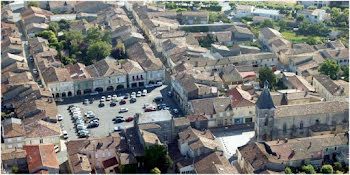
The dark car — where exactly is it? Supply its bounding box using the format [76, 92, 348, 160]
[83, 99, 89, 105]
[153, 96, 163, 103]
[110, 101, 117, 107]
[99, 102, 105, 107]
[67, 105, 77, 110]
[124, 93, 130, 99]
[130, 98, 136, 103]
[114, 118, 125, 123]
[78, 133, 90, 138]
[90, 117, 100, 121]
[112, 116, 123, 121]
[157, 104, 167, 110]
[87, 122, 99, 128]
[89, 98, 94, 104]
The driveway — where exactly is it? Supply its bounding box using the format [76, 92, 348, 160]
[56, 85, 182, 140]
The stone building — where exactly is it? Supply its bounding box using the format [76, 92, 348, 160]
[255, 81, 349, 142]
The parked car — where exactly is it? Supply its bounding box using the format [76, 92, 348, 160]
[89, 98, 94, 104]
[153, 96, 163, 103]
[77, 125, 87, 130]
[112, 116, 123, 121]
[62, 130, 68, 139]
[57, 114, 63, 121]
[125, 116, 134, 122]
[131, 92, 136, 96]
[145, 106, 156, 112]
[29, 56, 34, 62]
[145, 84, 154, 88]
[67, 105, 77, 110]
[136, 91, 142, 97]
[114, 118, 125, 123]
[106, 95, 112, 101]
[87, 122, 99, 128]
[124, 93, 130, 99]
[83, 99, 89, 105]
[143, 103, 151, 109]
[110, 101, 117, 107]
[130, 97, 136, 103]
[173, 108, 179, 114]
[100, 96, 106, 102]
[99, 102, 105, 107]
[142, 89, 147, 96]
[120, 99, 126, 104]
[119, 108, 128, 113]
[32, 68, 38, 74]
[112, 95, 118, 101]
[155, 81, 163, 87]
[114, 125, 124, 132]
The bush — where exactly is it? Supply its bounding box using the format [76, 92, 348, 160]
[307, 5, 317, 10]
[11, 166, 19, 173]
[150, 167, 161, 174]
[285, 167, 292, 174]
[27, 1, 39, 7]
[306, 37, 318, 45]
[301, 164, 316, 174]
[321, 165, 334, 174]
[260, 19, 274, 28]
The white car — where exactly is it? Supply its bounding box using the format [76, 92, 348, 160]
[32, 68, 38, 74]
[106, 95, 112, 101]
[145, 84, 154, 88]
[57, 114, 63, 121]
[136, 91, 142, 97]
[142, 89, 147, 96]
[62, 130, 68, 139]
[100, 96, 106, 102]
[155, 81, 163, 87]
[84, 111, 94, 116]
[119, 108, 128, 113]
[112, 95, 118, 101]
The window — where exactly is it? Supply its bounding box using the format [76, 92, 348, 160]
[40, 139, 43, 143]
[7, 144, 12, 149]
[315, 119, 320, 125]
[245, 118, 252, 123]
[85, 82, 88, 88]
[102, 152, 105, 158]
[283, 123, 287, 134]
[77, 84, 81, 89]
[17, 143, 22, 147]
[108, 151, 111, 157]
[7, 138, 12, 143]
[95, 153, 98, 158]
[264, 118, 268, 126]
[300, 121, 304, 129]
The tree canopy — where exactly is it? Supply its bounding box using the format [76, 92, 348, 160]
[144, 145, 173, 173]
[321, 165, 334, 174]
[260, 19, 274, 28]
[258, 67, 277, 89]
[87, 41, 111, 63]
[318, 59, 341, 80]
[298, 20, 331, 37]
[285, 167, 292, 174]
[278, 19, 287, 32]
[28, 1, 39, 7]
[85, 27, 103, 43]
[301, 164, 316, 174]
[341, 66, 349, 82]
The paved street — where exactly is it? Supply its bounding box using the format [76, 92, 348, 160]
[213, 129, 255, 161]
[56, 85, 182, 140]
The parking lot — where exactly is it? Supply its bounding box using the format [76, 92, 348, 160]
[56, 85, 182, 140]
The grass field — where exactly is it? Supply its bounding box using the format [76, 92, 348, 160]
[281, 31, 328, 44]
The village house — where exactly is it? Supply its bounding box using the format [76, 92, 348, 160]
[41, 67, 74, 98]
[2, 53, 25, 69]
[230, 45, 261, 56]
[1, 148, 28, 173]
[252, 8, 285, 21]
[297, 9, 328, 23]
[282, 72, 315, 92]
[320, 48, 349, 66]
[1, 118, 26, 150]
[65, 133, 132, 174]
[122, 59, 146, 88]
[231, 25, 254, 44]
[312, 74, 347, 102]
[259, 27, 291, 53]
[237, 133, 349, 173]
[49, 14, 77, 22]
[126, 43, 165, 85]
[178, 11, 209, 25]
[69, 20, 95, 35]
[1, 36, 23, 55]
[23, 144, 59, 174]
[255, 82, 349, 142]
[25, 23, 48, 38]
[48, 1, 76, 14]
[234, 5, 254, 18]
[76, 12, 98, 22]
[85, 58, 127, 93]
[75, 1, 111, 13]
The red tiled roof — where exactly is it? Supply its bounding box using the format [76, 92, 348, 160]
[226, 88, 254, 107]
[102, 157, 118, 168]
[23, 144, 59, 173]
[239, 71, 256, 79]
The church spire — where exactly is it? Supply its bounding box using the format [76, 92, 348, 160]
[256, 80, 275, 109]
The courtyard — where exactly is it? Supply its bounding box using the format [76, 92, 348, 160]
[56, 85, 182, 140]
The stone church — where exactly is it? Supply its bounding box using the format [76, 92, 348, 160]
[255, 81, 349, 141]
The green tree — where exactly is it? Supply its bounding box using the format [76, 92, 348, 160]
[321, 6, 331, 13]
[61, 56, 76, 65]
[198, 34, 216, 48]
[258, 67, 277, 89]
[85, 27, 102, 43]
[333, 162, 343, 172]
[306, 37, 318, 45]
[296, 15, 305, 22]
[1, 112, 11, 120]
[260, 19, 274, 28]
[87, 41, 111, 61]
[278, 19, 287, 32]
[64, 30, 83, 43]
[58, 19, 70, 30]
[341, 66, 349, 82]
[48, 22, 60, 34]
[11, 166, 19, 173]
[318, 59, 341, 80]
[150, 167, 161, 174]
[111, 43, 126, 59]
[285, 167, 292, 174]
[295, 5, 304, 11]
[321, 165, 334, 174]
[144, 145, 173, 173]
[28, 1, 39, 7]
[301, 164, 316, 174]
[102, 30, 112, 44]
[307, 5, 317, 10]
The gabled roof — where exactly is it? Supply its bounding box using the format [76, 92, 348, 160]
[23, 144, 59, 173]
[226, 88, 255, 108]
[256, 81, 275, 109]
[85, 58, 126, 78]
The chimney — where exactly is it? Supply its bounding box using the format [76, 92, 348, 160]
[284, 138, 288, 143]
[277, 139, 280, 143]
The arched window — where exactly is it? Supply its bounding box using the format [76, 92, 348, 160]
[264, 118, 268, 126]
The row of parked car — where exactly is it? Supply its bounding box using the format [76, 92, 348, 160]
[67, 105, 94, 138]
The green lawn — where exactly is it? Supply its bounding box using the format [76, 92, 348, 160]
[281, 31, 328, 44]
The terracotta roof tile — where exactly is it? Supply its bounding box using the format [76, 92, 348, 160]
[23, 144, 59, 173]
[1, 148, 27, 161]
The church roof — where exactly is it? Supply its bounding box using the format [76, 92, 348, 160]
[256, 81, 276, 109]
